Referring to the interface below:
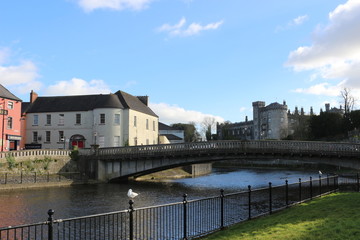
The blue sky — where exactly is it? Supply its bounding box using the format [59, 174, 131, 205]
[0, 0, 359, 126]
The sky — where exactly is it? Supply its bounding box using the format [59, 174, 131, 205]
[1, 0, 360, 127]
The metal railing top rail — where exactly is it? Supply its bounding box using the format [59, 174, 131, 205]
[92, 140, 360, 158]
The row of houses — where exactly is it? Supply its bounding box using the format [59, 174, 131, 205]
[0, 85, 183, 151]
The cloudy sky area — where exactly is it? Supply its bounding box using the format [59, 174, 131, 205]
[0, 0, 359, 125]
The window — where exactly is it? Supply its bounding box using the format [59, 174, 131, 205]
[146, 119, 149, 130]
[59, 114, 64, 125]
[33, 132, 38, 142]
[46, 131, 51, 142]
[281, 117, 284, 123]
[114, 114, 120, 125]
[100, 114, 105, 124]
[153, 121, 156, 131]
[146, 139, 149, 145]
[7, 102, 13, 109]
[33, 115, 39, 125]
[134, 116, 137, 127]
[46, 114, 51, 125]
[59, 131, 64, 142]
[76, 114, 81, 124]
[7, 117, 12, 129]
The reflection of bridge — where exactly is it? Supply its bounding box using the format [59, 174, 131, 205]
[79, 140, 360, 182]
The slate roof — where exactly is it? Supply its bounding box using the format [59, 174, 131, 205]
[159, 122, 175, 131]
[26, 94, 123, 113]
[25, 91, 158, 117]
[116, 91, 158, 117]
[0, 84, 22, 101]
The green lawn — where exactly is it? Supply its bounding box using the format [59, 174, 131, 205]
[201, 192, 360, 240]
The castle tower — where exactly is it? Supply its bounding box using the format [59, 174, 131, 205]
[252, 101, 265, 140]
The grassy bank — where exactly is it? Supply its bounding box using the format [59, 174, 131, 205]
[201, 192, 360, 240]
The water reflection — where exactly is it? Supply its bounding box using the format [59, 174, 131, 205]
[0, 167, 319, 227]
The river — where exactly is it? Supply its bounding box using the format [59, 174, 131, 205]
[0, 167, 321, 227]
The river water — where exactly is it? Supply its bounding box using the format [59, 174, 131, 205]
[0, 167, 321, 227]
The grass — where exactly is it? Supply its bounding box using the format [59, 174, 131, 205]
[201, 192, 360, 240]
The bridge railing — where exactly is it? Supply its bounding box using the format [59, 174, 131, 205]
[91, 140, 360, 159]
[0, 175, 341, 240]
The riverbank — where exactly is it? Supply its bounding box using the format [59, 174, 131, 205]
[200, 192, 360, 240]
[0, 179, 101, 191]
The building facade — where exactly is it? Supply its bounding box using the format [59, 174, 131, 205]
[24, 90, 158, 149]
[0, 85, 22, 151]
[158, 122, 184, 144]
[217, 101, 343, 141]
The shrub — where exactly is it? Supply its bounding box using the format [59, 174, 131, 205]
[6, 154, 16, 170]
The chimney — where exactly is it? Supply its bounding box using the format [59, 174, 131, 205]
[245, 116, 248, 122]
[137, 96, 149, 106]
[310, 107, 313, 115]
[301, 107, 304, 115]
[30, 90, 38, 103]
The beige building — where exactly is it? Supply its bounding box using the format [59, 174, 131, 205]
[24, 90, 158, 149]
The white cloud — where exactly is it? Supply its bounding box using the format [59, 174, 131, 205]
[0, 48, 42, 94]
[276, 15, 308, 32]
[292, 15, 309, 26]
[149, 102, 224, 125]
[157, 18, 224, 37]
[77, 0, 152, 12]
[44, 78, 111, 96]
[286, 0, 360, 93]
[292, 81, 345, 96]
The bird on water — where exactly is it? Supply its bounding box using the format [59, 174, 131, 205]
[127, 189, 139, 199]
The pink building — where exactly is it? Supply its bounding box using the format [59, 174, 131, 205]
[0, 85, 22, 151]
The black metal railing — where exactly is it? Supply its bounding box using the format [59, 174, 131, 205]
[0, 174, 346, 240]
[0, 172, 86, 185]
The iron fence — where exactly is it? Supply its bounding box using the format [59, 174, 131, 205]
[0, 172, 86, 185]
[0, 174, 346, 240]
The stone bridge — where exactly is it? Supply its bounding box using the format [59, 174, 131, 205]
[78, 140, 360, 182]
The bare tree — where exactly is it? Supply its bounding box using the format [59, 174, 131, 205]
[201, 117, 216, 141]
[341, 88, 356, 115]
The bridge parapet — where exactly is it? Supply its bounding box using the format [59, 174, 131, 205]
[88, 140, 360, 159]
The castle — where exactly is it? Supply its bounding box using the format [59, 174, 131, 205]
[216, 101, 344, 140]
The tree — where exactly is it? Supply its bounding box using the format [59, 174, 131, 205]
[201, 117, 216, 141]
[341, 88, 356, 116]
[340, 88, 357, 133]
[309, 112, 344, 141]
[171, 122, 200, 142]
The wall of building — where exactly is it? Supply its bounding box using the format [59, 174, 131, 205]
[0, 98, 22, 151]
[128, 109, 158, 146]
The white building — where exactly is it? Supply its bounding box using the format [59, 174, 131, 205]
[158, 122, 184, 144]
[24, 90, 159, 149]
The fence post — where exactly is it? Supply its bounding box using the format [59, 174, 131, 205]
[357, 173, 359, 192]
[269, 182, 272, 214]
[183, 194, 188, 240]
[285, 180, 288, 206]
[319, 174, 322, 196]
[5, 173, 7, 184]
[47, 172, 50, 182]
[47, 209, 54, 240]
[20, 171, 23, 184]
[34, 172, 37, 183]
[327, 174, 330, 192]
[310, 177, 313, 200]
[248, 185, 251, 220]
[129, 200, 134, 240]
[220, 189, 224, 229]
[299, 178, 301, 202]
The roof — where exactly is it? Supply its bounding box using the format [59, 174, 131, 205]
[26, 94, 124, 113]
[116, 91, 158, 117]
[25, 91, 158, 117]
[264, 102, 287, 111]
[159, 122, 175, 131]
[161, 134, 183, 141]
[0, 85, 22, 101]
